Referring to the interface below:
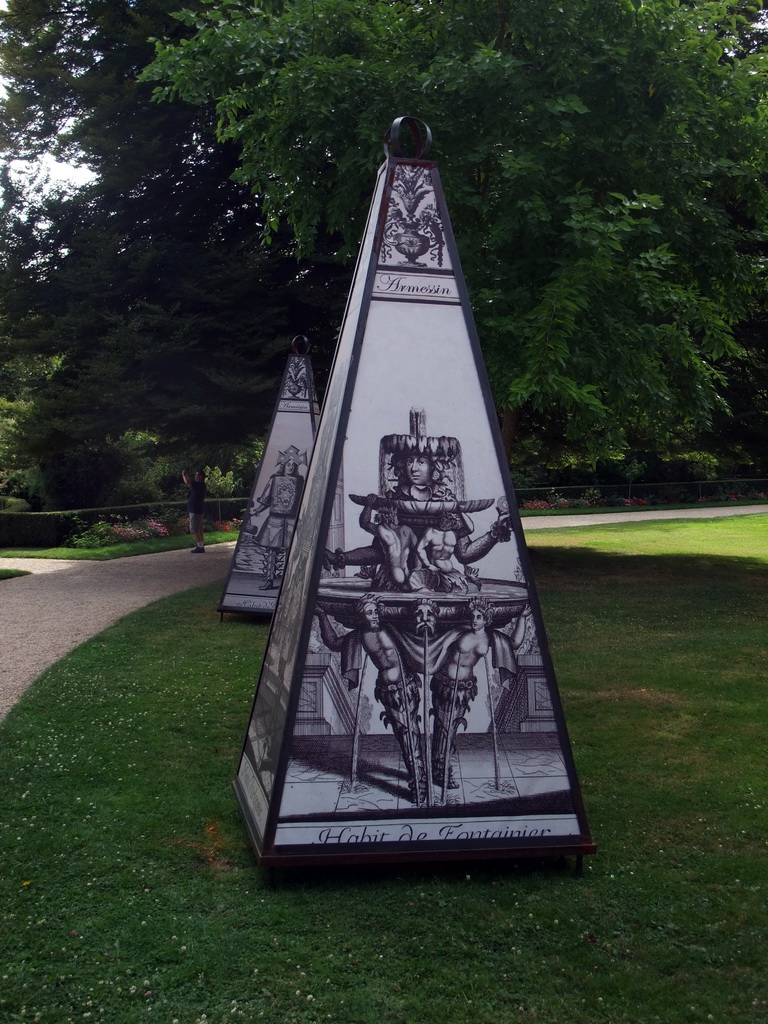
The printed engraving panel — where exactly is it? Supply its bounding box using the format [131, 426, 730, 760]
[275, 392, 579, 846]
[219, 352, 318, 615]
[235, 143, 592, 863]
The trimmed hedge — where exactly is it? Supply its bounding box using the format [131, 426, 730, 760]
[0, 497, 248, 548]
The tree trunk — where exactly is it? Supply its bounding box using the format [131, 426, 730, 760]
[500, 406, 519, 461]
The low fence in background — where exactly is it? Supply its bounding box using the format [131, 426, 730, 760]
[2, 479, 767, 546]
[513, 478, 768, 509]
[0, 497, 249, 548]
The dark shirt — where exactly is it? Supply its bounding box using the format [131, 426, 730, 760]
[187, 480, 206, 514]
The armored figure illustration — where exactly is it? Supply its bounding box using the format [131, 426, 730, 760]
[251, 445, 307, 589]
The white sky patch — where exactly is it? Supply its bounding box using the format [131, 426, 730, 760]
[1, 56, 95, 194]
[8, 153, 96, 193]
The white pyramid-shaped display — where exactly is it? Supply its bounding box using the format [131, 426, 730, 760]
[234, 119, 595, 868]
[218, 338, 319, 616]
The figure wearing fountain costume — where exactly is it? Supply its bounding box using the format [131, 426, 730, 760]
[314, 598, 427, 804]
[384, 449, 513, 568]
[324, 448, 512, 585]
[387, 449, 455, 503]
[428, 598, 531, 791]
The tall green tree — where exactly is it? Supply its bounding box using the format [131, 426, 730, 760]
[144, 0, 768, 457]
[0, 0, 345, 508]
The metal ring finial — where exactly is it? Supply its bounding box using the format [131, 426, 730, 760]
[291, 335, 310, 354]
[384, 117, 433, 159]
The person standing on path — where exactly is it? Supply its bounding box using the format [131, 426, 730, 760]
[182, 469, 207, 553]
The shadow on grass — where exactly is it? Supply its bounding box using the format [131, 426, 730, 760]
[262, 853, 580, 891]
[529, 545, 768, 591]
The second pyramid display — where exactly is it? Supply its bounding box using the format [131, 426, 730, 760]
[218, 338, 319, 616]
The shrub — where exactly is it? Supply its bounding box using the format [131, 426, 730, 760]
[162, 514, 190, 537]
[66, 512, 241, 548]
[581, 487, 603, 506]
[0, 510, 83, 547]
[69, 521, 118, 548]
[0, 495, 30, 512]
[658, 484, 690, 504]
[68, 515, 171, 548]
[0, 498, 248, 548]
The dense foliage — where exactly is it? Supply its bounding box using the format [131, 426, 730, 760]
[2, 0, 768, 508]
[0, 0, 345, 508]
[144, 0, 768, 457]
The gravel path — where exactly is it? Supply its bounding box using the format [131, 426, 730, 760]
[0, 542, 235, 721]
[520, 503, 768, 529]
[1, 503, 766, 722]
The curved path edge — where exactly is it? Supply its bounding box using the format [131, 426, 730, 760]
[2, 504, 767, 722]
[520, 503, 768, 529]
[0, 542, 236, 722]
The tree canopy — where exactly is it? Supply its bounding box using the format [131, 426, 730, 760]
[2, 0, 768, 509]
[144, 0, 768, 457]
[0, 0, 346, 508]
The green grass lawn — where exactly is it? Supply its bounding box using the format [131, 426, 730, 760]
[1, 516, 766, 1023]
[0, 568, 29, 580]
[0, 531, 237, 560]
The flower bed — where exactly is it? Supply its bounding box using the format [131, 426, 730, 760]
[211, 518, 242, 533]
[69, 514, 187, 548]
